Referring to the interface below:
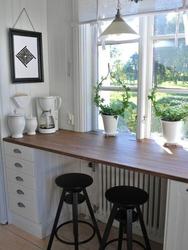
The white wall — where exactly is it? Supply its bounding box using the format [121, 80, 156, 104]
[46, 0, 74, 130]
[0, 0, 49, 138]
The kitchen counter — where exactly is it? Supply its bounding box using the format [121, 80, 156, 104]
[3, 129, 188, 183]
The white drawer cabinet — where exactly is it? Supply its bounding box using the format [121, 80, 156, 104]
[4, 142, 38, 232]
[8, 194, 38, 223]
[4, 141, 73, 239]
[6, 168, 35, 190]
[7, 182, 36, 203]
[4, 143, 34, 162]
[5, 156, 34, 176]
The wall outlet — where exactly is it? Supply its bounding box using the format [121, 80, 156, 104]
[68, 114, 74, 125]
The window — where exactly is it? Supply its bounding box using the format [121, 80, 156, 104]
[151, 13, 188, 141]
[96, 14, 188, 140]
[97, 18, 139, 136]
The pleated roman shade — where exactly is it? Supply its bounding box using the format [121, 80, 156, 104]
[76, 0, 184, 23]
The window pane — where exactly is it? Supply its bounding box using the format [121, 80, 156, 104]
[98, 43, 138, 88]
[153, 39, 188, 89]
[151, 93, 188, 140]
[98, 91, 137, 136]
[154, 13, 184, 36]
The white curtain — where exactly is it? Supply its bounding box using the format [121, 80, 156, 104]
[73, 24, 94, 132]
[77, 0, 184, 23]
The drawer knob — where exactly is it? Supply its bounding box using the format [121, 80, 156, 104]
[17, 190, 24, 195]
[16, 176, 23, 182]
[186, 189, 188, 192]
[15, 163, 22, 168]
[13, 149, 21, 154]
[17, 202, 25, 208]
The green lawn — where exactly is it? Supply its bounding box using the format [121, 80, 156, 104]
[158, 81, 188, 89]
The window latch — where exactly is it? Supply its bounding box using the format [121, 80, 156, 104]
[142, 116, 147, 123]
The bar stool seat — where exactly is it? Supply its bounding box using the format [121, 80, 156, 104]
[47, 173, 101, 250]
[105, 186, 149, 207]
[99, 186, 151, 250]
[56, 173, 93, 190]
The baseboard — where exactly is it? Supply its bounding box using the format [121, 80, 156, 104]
[11, 211, 71, 239]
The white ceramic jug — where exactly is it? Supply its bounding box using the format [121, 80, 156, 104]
[25, 117, 37, 135]
[8, 111, 25, 138]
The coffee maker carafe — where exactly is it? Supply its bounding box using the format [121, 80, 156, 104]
[36, 97, 56, 134]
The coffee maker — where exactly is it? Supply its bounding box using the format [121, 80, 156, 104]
[36, 96, 61, 134]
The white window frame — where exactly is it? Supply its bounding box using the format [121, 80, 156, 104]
[96, 17, 150, 139]
[148, 14, 188, 139]
[96, 13, 188, 140]
[73, 12, 188, 138]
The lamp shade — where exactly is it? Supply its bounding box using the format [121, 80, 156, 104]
[99, 9, 139, 41]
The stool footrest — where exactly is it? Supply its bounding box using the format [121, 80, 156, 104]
[104, 237, 147, 250]
[55, 220, 96, 245]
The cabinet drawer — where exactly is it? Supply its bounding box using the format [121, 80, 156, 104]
[7, 169, 35, 190]
[4, 142, 34, 162]
[8, 182, 36, 204]
[5, 156, 34, 176]
[8, 194, 37, 223]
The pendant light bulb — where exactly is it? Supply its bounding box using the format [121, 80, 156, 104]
[98, 1, 139, 41]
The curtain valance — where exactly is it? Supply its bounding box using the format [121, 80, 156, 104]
[76, 0, 185, 23]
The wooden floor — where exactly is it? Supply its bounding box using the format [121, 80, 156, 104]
[0, 215, 163, 250]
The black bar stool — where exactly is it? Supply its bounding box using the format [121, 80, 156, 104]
[47, 173, 101, 250]
[99, 186, 151, 250]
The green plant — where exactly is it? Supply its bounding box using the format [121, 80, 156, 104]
[93, 74, 130, 119]
[148, 84, 188, 122]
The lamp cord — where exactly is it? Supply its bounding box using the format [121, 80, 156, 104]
[117, 0, 121, 10]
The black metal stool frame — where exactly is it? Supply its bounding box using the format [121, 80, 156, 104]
[47, 187, 101, 250]
[99, 204, 151, 250]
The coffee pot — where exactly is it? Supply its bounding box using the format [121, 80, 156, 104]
[36, 96, 61, 134]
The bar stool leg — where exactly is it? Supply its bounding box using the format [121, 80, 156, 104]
[99, 204, 118, 250]
[136, 206, 151, 250]
[72, 192, 79, 250]
[118, 222, 124, 250]
[47, 188, 67, 250]
[83, 188, 102, 243]
[126, 209, 133, 250]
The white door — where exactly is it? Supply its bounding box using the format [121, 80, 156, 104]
[164, 180, 188, 250]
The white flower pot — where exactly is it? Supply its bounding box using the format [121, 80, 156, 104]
[161, 120, 182, 145]
[102, 115, 119, 136]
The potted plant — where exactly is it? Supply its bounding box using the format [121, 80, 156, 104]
[94, 74, 130, 136]
[148, 84, 188, 144]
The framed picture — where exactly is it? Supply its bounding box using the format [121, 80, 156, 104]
[9, 28, 44, 83]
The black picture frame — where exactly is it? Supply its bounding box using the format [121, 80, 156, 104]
[9, 28, 44, 83]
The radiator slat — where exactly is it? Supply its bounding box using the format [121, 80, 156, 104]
[99, 164, 103, 216]
[96, 164, 167, 244]
[159, 178, 167, 238]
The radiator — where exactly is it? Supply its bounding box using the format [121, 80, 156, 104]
[95, 164, 167, 244]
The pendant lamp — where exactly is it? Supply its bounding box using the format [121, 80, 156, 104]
[98, 0, 140, 41]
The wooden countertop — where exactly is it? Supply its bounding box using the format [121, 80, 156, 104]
[3, 129, 188, 183]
